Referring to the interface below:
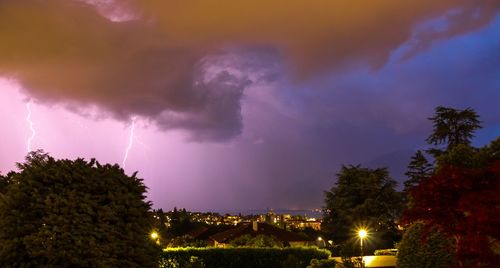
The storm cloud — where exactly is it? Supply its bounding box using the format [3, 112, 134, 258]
[0, 0, 498, 141]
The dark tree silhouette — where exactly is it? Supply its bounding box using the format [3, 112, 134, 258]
[403, 150, 433, 192]
[322, 165, 402, 251]
[0, 151, 160, 267]
[403, 138, 500, 268]
[426, 106, 481, 154]
[168, 207, 195, 236]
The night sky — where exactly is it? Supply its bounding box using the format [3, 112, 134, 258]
[1, 1, 499, 211]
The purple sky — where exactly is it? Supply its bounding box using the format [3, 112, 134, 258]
[1, 1, 499, 211]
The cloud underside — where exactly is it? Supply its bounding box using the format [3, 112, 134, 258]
[0, 0, 497, 141]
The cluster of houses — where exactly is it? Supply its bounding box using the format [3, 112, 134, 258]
[193, 221, 315, 247]
[154, 209, 323, 247]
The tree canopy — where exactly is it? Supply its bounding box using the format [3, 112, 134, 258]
[0, 151, 160, 267]
[403, 150, 432, 192]
[397, 222, 455, 268]
[322, 165, 402, 252]
[426, 106, 481, 153]
[404, 138, 500, 267]
[401, 107, 500, 267]
[229, 234, 284, 248]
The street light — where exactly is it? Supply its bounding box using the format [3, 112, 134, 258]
[150, 231, 161, 245]
[317, 237, 326, 248]
[358, 229, 368, 268]
[150, 231, 159, 240]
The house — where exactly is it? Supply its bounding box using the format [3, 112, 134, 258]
[209, 221, 314, 247]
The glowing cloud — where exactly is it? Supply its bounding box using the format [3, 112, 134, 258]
[0, 0, 496, 141]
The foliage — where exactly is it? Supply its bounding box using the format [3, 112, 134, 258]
[435, 144, 484, 169]
[282, 254, 303, 268]
[161, 247, 331, 268]
[373, 248, 397, 256]
[322, 165, 402, 251]
[403, 139, 500, 267]
[152, 208, 171, 241]
[167, 235, 208, 248]
[396, 222, 455, 268]
[338, 257, 362, 268]
[230, 234, 284, 248]
[403, 150, 432, 192]
[168, 207, 197, 236]
[185, 256, 205, 268]
[307, 258, 337, 268]
[426, 106, 481, 154]
[0, 151, 160, 267]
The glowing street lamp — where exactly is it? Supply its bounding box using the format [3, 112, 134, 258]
[150, 231, 161, 245]
[150, 231, 159, 240]
[317, 236, 326, 248]
[358, 229, 368, 268]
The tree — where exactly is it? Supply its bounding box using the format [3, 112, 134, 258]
[167, 235, 208, 248]
[426, 106, 481, 154]
[168, 207, 196, 236]
[0, 151, 160, 267]
[397, 222, 455, 268]
[403, 138, 500, 267]
[322, 165, 402, 252]
[229, 234, 284, 248]
[403, 150, 433, 192]
[151, 208, 171, 244]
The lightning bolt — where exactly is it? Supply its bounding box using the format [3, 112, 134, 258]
[122, 118, 136, 168]
[26, 102, 36, 152]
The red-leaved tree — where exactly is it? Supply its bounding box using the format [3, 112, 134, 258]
[403, 161, 500, 267]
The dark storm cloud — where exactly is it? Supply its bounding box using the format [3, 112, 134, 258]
[220, 16, 500, 209]
[0, 0, 498, 141]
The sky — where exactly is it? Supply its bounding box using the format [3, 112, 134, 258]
[0, 0, 499, 212]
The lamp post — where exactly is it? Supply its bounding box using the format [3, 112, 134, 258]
[358, 229, 367, 268]
[150, 231, 160, 245]
[150, 231, 159, 240]
[317, 237, 326, 248]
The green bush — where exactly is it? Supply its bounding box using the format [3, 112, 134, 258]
[397, 222, 455, 268]
[185, 256, 205, 268]
[161, 247, 331, 268]
[339, 257, 362, 268]
[374, 249, 397, 256]
[230, 234, 284, 247]
[168, 235, 208, 248]
[307, 258, 337, 268]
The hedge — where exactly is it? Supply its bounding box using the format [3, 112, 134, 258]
[397, 222, 455, 268]
[161, 247, 331, 268]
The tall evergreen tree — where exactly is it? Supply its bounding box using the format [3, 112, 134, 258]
[426, 106, 481, 155]
[322, 165, 402, 252]
[403, 150, 433, 192]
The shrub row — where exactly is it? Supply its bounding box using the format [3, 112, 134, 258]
[161, 247, 331, 268]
